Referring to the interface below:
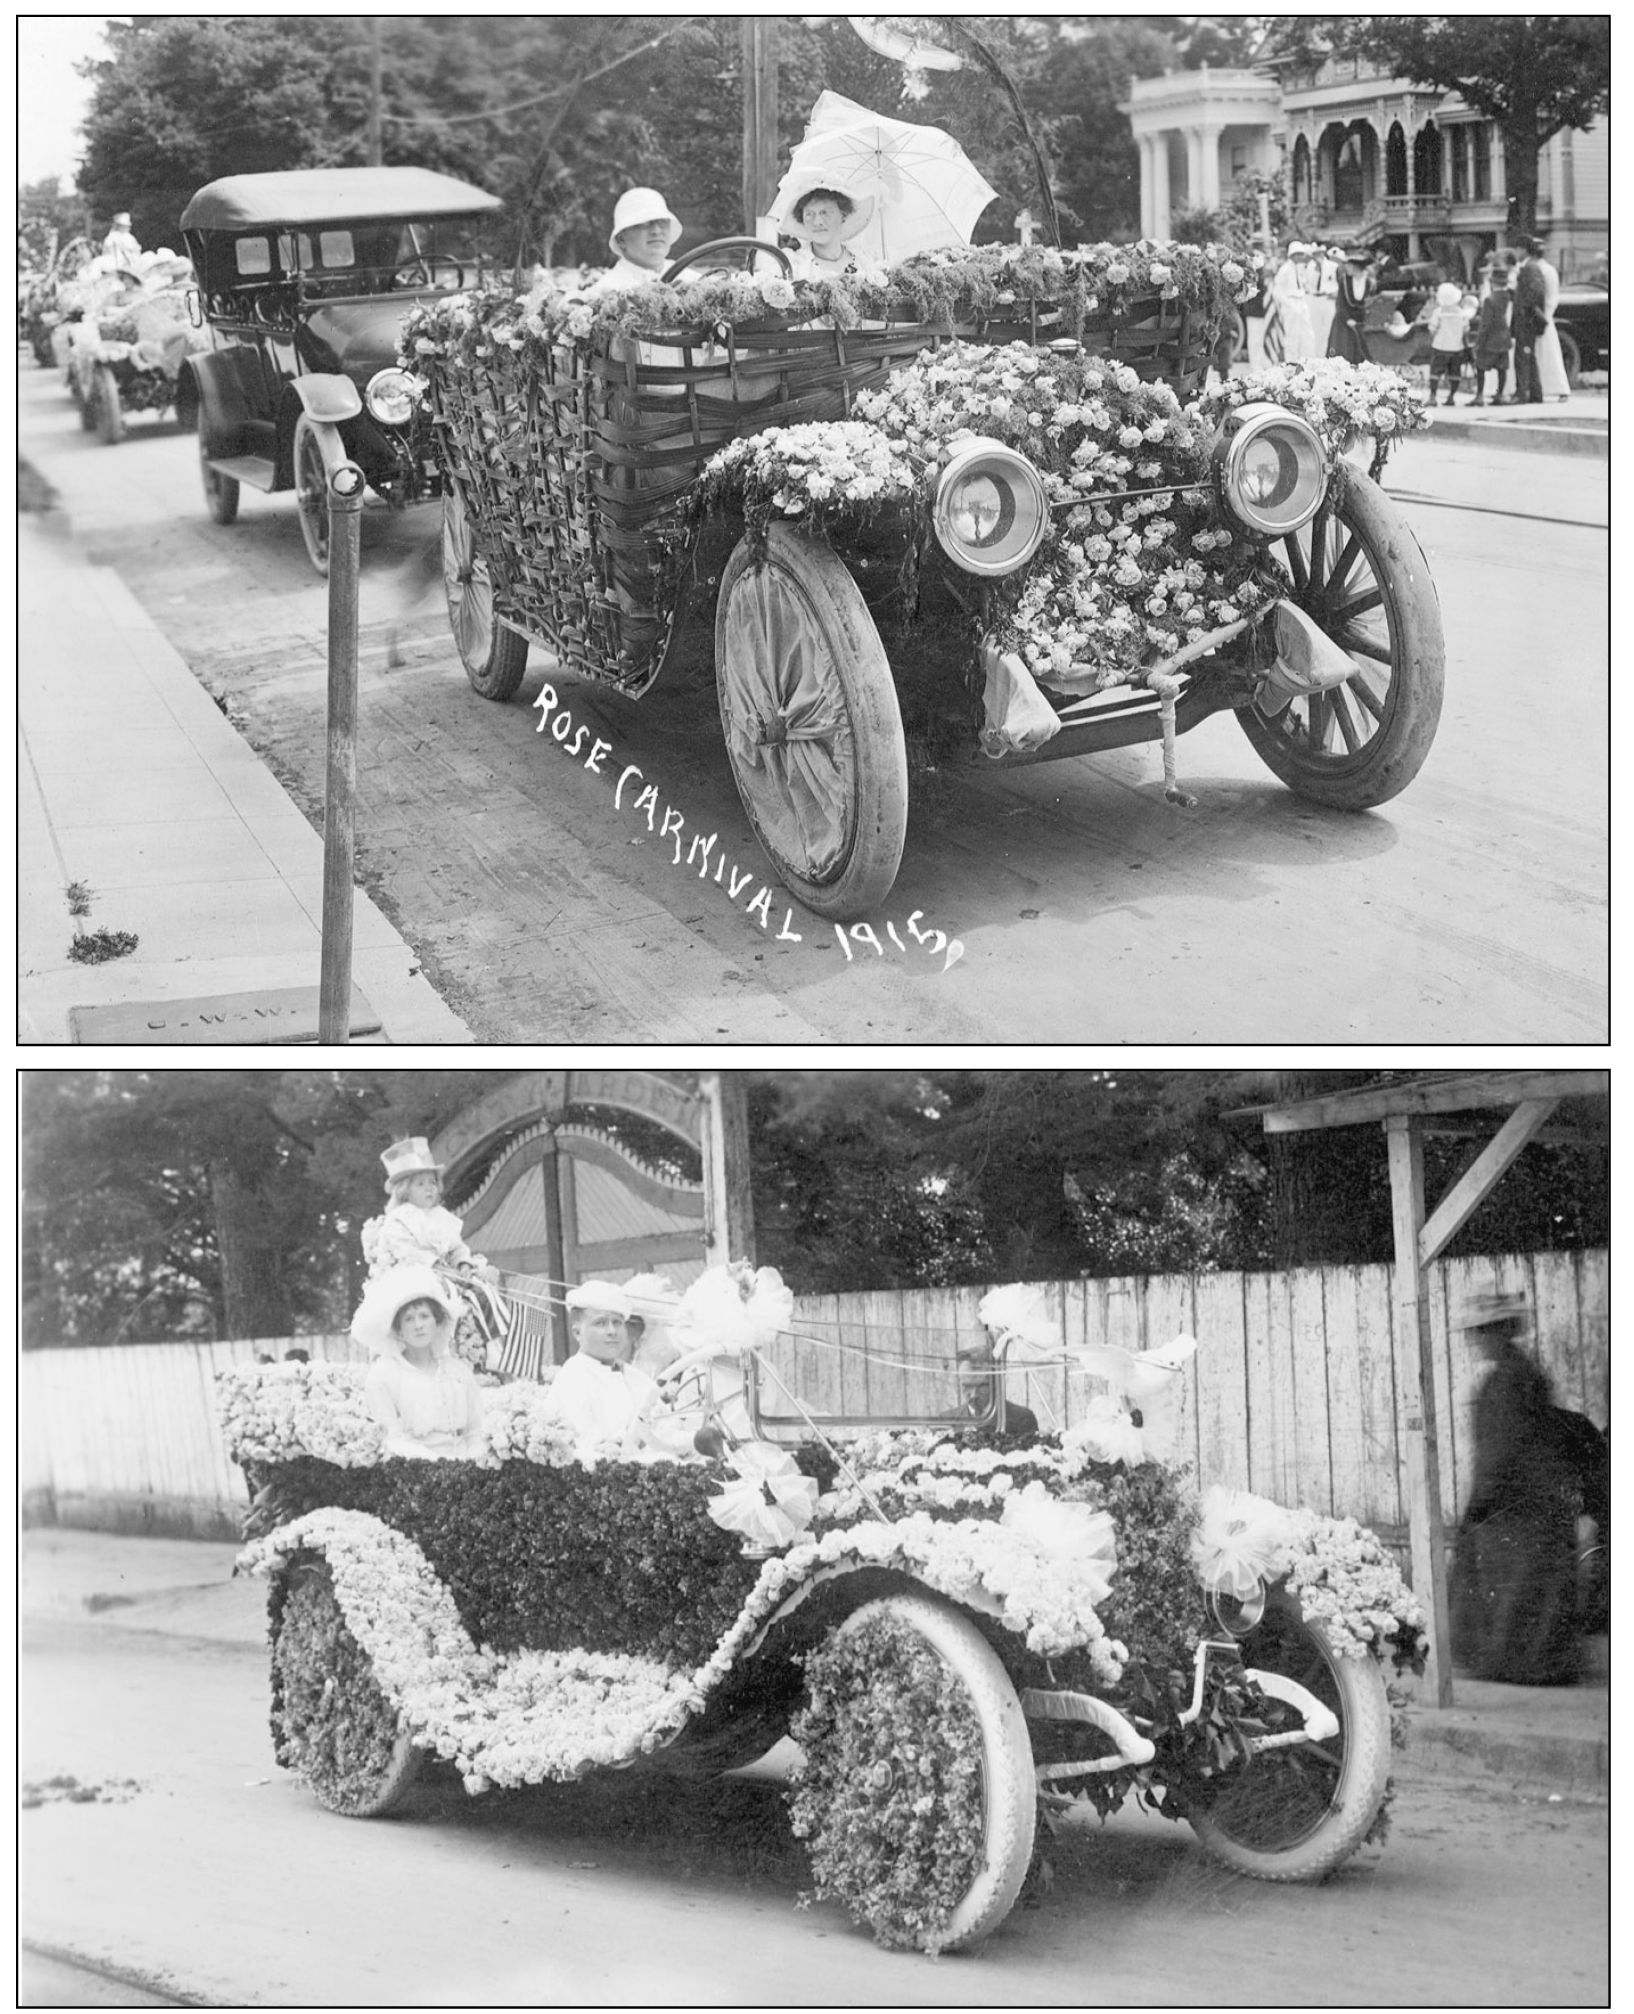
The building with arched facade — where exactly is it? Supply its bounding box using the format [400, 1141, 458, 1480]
[1125, 51, 1608, 281]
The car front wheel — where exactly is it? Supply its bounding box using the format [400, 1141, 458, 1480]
[442, 486, 529, 700]
[293, 414, 349, 575]
[1238, 464, 1444, 810]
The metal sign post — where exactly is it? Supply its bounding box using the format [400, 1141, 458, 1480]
[318, 458, 368, 1044]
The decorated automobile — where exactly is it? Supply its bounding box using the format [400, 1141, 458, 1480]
[56, 250, 207, 445]
[176, 166, 504, 571]
[402, 238, 1443, 920]
[221, 1266, 1425, 1955]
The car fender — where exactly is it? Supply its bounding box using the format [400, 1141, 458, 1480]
[180, 347, 258, 455]
[290, 372, 364, 424]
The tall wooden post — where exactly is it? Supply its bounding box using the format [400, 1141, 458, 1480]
[1385, 1113, 1454, 1705]
[540, 1128, 570, 1365]
[700, 1072, 755, 1266]
[741, 18, 779, 233]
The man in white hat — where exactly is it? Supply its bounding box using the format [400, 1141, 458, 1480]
[544, 1279, 667, 1457]
[593, 187, 683, 295]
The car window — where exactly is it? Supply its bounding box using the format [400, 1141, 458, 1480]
[234, 237, 273, 277]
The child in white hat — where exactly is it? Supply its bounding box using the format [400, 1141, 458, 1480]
[1421, 281, 1472, 405]
[363, 1137, 493, 1278]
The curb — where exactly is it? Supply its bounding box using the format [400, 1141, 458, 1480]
[1424, 417, 1608, 457]
[1402, 1713, 1607, 1802]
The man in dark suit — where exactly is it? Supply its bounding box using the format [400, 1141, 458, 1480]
[1511, 240, 1548, 404]
[955, 1334, 1039, 1441]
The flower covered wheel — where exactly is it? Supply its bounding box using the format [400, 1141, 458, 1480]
[443, 485, 530, 700]
[1240, 465, 1443, 809]
[1187, 1594, 1391, 1882]
[270, 1560, 423, 1818]
[715, 524, 907, 920]
[789, 1594, 1036, 1952]
[293, 414, 347, 575]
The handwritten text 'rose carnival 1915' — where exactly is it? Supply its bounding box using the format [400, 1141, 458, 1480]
[532, 684, 963, 969]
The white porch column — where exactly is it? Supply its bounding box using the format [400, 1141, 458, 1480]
[1151, 129, 1171, 238]
[1138, 135, 1155, 240]
[1184, 126, 1204, 214]
[1198, 121, 1223, 210]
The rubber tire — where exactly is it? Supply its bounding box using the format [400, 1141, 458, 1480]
[715, 523, 908, 920]
[200, 433, 240, 526]
[1238, 466, 1444, 810]
[272, 1563, 423, 1819]
[94, 367, 124, 445]
[819, 1594, 1036, 1952]
[1187, 1598, 1391, 1883]
[442, 487, 530, 700]
[1556, 328, 1582, 389]
[293, 414, 348, 576]
[75, 367, 97, 430]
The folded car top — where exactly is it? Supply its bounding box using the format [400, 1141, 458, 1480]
[180, 166, 504, 231]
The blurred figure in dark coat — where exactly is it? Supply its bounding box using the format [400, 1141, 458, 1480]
[1451, 1291, 1595, 1684]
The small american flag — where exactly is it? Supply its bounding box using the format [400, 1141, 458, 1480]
[1262, 303, 1285, 364]
[493, 1292, 549, 1383]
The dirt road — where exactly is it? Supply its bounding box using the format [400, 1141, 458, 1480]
[18, 363, 1608, 1041]
[19, 1617, 1610, 2006]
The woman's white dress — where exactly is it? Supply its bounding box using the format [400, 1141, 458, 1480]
[364, 1352, 484, 1459]
[1535, 260, 1571, 398]
[1270, 259, 1316, 361]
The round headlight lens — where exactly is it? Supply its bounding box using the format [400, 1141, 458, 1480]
[1219, 405, 1326, 535]
[365, 367, 420, 427]
[932, 437, 1048, 576]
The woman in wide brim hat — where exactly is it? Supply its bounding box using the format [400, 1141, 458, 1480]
[781, 184, 876, 280]
[355, 1265, 484, 1460]
[1326, 245, 1374, 364]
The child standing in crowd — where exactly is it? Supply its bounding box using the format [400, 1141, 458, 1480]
[1470, 267, 1514, 406]
[1422, 281, 1471, 405]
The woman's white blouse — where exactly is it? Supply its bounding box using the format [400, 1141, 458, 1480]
[364, 1353, 483, 1459]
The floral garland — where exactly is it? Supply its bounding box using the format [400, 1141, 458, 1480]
[400, 238, 1254, 368]
[688, 420, 920, 544]
[241, 1495, 1125, 1792]
[1195, 356, 1432, 457]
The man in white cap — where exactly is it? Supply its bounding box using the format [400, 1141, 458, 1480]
[593, 187, 683, 295]
[544, 1279, 666, 1457]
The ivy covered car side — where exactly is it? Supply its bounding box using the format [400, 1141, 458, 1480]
[221, 1273, 1425, 1955]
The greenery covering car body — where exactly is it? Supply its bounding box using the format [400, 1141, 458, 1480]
[405, 237, 1445, 918]
[176, 166, 504, 570]
[224, 1329, 1425, 1954]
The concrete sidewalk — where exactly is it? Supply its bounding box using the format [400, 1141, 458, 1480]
[1419, 384, 1609, 456]
[18, 507, 469, 1044]
[19, 1526, 1609, 1802]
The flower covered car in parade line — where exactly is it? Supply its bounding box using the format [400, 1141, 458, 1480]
[55, 249, 209, 445]
[402, 238, 1442, 919]
[176, 167, 504, 571]
[221, 1267, 1425, 1955]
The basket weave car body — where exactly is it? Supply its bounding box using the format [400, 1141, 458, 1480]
[423, 288, 1214, 688]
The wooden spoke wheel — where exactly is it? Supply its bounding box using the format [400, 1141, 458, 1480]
[1239, 466, 1444, 809]
[715, 524, 907, 920]
[442, 486, 529, 700]
[1187, 1596, 1391, 1882]
[293, 414, 348, 576]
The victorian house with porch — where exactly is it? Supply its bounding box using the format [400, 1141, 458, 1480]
[1125, 51, 1608, 282]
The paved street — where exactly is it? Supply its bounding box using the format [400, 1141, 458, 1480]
[17, 360, 1608, 1041]
[19, 1615, 1609, 2007]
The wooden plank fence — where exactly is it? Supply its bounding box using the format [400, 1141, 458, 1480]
[20, 1250, 1607, 1558]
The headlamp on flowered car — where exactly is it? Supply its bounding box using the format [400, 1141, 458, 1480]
[931, 436, 1049, 576]
[1212, 401, 1327, 537]
[365, 366, 422, 427]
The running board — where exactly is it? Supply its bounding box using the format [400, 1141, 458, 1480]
[205, 453, 278, 492]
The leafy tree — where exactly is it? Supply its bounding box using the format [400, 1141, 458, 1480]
[1284, 15, 1611, 239]
[1027, 19, 1179, 242]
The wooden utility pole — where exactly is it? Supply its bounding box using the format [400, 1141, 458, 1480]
[367, 20, 384, 167]
[741, 18, 779, 233]
[699, 1072, 756, 1266]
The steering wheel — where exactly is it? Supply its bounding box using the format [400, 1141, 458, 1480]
[391, 258, 434, 289]
[661, 237, 793, 285]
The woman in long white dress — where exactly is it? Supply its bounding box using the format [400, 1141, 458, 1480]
[1269, 244, 1317, 362]
[1534, 251, 1571, 399]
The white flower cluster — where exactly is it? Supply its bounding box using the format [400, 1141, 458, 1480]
[1278, 1508, 1427, 1661]
[856, 340, 1266, 685]
[699, 420, 918, 519]
[480, 1379, 579, 1469]
[216, 1361, 386, 1469]
[1196, 356, 1431, 453]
